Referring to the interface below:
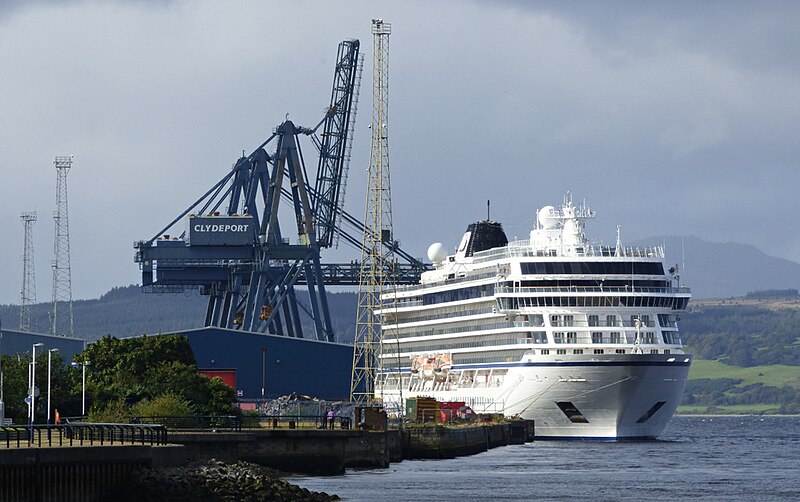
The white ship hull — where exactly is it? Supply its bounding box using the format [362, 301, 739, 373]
[379, 354, 691, 439]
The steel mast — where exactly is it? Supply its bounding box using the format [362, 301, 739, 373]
[51, 156, 74, 337]
[19, 212, 37, 332]
[351, 19, 395, 403]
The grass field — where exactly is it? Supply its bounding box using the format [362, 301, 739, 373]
[676, 404, 783, 415]
[691, 297, 800, 310]
[688, 359, 800, 389]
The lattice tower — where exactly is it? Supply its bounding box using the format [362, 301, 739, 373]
[19, 211, 37, 332]
[351, 19, 397, 403]
[51, 156, 74, 337]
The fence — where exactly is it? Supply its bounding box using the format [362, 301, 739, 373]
[132, 415, 243, 431]
[0, 423, 167, 448]
[258, 414, 351, 430]
[132, 414, 352, 431]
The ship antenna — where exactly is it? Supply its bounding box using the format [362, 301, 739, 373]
[487, 199, 490, 221]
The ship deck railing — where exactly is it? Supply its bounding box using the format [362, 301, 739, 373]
[384, 285, 691, 304]
[495, 286, 691, 295]
[471, 240, 665, 263]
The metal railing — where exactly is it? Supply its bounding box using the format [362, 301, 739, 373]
[132, 415, 243, 431]
[495, 285, 691, 295]
[471, 240, 665, 262]
[132, 414, 352, 431]
[259, 414, 352, 430]
[0, 424, 167, 448]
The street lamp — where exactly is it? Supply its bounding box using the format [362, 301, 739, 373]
[0, 319, 5, 425]
[31, 343, 44, 425]
[71, 360, 90, 416]
[47, 348, 59, 425]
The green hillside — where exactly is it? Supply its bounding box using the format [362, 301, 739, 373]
[677, 294, 800, 414]
[688, 359, 800, 389]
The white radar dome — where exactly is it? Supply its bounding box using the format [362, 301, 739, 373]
[538, 205, 559, 229]
[427, 242, 448, 265]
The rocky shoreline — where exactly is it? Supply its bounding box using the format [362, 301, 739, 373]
[109, 459, 339, 501]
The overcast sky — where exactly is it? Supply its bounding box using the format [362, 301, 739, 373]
[0, 0, 798, 306]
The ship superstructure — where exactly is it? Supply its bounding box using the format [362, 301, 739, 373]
[376, 193, 691, 439]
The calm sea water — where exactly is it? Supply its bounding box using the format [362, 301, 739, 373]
[293, 416, 800, 501]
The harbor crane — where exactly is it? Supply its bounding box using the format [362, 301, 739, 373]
[134, 39, 428, 342]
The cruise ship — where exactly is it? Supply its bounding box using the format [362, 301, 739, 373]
[376, 193, 691, 439]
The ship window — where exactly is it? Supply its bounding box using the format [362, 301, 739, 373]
[540, 349, 550, 355]
[593, 349, 604, 354]
[606, 315, 617, 327]
[553, 332, 564, 344]
[521, 262, 664, 276]
[664, 349, 670, 354]
[636, 401, 667, 423]
[610, 332, 621, 344]
[566, 332, 577, 344]
[661, 331, 680, 344]
[564, 315, 575, 326]
[650, 349, 659, 354]
[615, 349, 625, 354]
[588, 315, 599, 327]
[557, 349, 566, 355]
[556, 402, 589, 423]
[573, 349, 583, 355]
[530, 331, 548, 344]
[591, 332, 603, 344]
[529, 314, 544, 326]
[644, 332, 656, 344]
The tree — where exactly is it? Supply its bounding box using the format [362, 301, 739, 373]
[0, 352, 80, 424]
[83, 334, 234, 415]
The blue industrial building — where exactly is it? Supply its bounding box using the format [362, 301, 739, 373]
[0, 328, 85, 363]
[164, 327, 353, 400]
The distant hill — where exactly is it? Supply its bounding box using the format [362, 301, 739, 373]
[0, 285, 206, 342]
[634, 235, 800, 299]
[0, 286, 358, 344]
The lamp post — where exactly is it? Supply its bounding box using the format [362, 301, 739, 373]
[31, 343, 44, 425]
[261, 348, 267, 401]
[47, 348, 59, 425]
[71, 360, 90, 416]
[0, 319, 4, 425]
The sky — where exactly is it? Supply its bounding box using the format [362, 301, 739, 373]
[0, 0, 798, 306]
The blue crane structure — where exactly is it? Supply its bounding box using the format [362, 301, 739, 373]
[134, 39, 429, 342]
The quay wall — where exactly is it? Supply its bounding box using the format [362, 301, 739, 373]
[0, 421, 534, 499]
[0, 446, 159, 502]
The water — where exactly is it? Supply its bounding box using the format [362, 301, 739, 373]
[293, 416, 800, 501]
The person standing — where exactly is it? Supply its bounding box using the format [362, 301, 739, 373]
[327, 409, 335, 430]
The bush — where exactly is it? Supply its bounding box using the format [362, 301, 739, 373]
[89, 398, 131, 423]
[131, 393, 193, 418]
